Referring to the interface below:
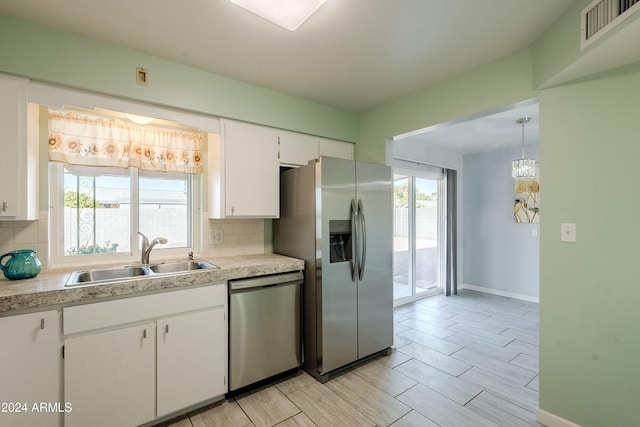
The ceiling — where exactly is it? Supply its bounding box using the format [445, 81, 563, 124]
[0, 0, 577, 113]
[395, 100, 540, 156]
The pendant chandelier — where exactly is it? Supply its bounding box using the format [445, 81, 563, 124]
[511, 117, 536, 180]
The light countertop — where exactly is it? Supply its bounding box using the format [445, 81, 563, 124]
[0, 253, 304, 314]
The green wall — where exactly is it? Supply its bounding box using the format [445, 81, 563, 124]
[538, 64, 640, 426]
[356, 47, 536, 163]
[532, 0, 585, 89]
[0, 13, 357, 142]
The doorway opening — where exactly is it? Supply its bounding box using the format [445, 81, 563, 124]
[389, 98, 540, 305]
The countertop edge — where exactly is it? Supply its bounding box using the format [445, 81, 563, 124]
[0, 254, 304, 314]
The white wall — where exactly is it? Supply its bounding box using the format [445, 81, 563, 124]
[462, 143, 539, 300]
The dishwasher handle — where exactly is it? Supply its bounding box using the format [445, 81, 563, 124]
[229, 271, 303, 291]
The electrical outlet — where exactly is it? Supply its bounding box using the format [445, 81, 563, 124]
[210, 229, 223, 244]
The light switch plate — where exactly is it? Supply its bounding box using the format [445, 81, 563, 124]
[560, 223, 576, 243]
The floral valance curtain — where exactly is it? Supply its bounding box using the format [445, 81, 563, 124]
[48, 110, 203, 174]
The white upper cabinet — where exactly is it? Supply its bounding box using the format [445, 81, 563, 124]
[279, 130, 319, 167]
[279, 131, 354, 167]
[319, 137, 354, 160]
[207, 118, 354, 218]
[0, 75, 38, 220]
[209, 119, 280, 218]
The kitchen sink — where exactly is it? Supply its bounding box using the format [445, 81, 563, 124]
[65, 260, 219, 287]
[148, 260, 217, 274]
[66, 266, 150, 285]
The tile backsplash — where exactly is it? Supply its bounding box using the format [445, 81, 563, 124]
[205, 217, 265, 257]
[0, 212, 49, 267]
[0, 213, 267, 272]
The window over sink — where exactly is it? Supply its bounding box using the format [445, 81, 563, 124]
[48, 107, 201, 265]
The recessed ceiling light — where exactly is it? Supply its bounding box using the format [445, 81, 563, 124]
[230, 0, 327, 31]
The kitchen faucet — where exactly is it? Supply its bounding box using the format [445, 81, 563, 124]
[138, 232, 168, 264]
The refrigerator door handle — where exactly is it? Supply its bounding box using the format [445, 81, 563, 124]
[350, 198, 358, 282]
[357, 199, 367, 280]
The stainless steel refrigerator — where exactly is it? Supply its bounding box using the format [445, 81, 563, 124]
[274, 156, 393, 382]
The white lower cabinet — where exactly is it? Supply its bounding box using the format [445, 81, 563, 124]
[64, 323, 156, 427]
[63, 284, 227, 427]
[157, 308, 226, 417]
[0, 310, 62, 427]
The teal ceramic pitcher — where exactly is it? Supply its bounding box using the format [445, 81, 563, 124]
[0, 249, 41, 280]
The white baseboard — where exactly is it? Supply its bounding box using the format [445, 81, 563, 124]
[459, 283, 539, 303]
[536, 408, 582, 427]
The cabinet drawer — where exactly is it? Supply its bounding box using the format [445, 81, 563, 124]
[64, 283, 226, 335]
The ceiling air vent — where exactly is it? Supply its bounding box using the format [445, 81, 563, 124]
[581, 0, 640, 49]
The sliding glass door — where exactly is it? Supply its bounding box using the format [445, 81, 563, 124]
[393, 168, 445, 303]
[393, 175, 411, 300]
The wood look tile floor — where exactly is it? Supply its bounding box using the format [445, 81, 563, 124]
[158, 290, 541, 427]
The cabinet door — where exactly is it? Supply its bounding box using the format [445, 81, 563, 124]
[224, 120, 279, 217]
[319, 138, 354, 160]
[157, 307, 226, 417]
[0, 76, 28, 218]
[64, 323, 155, 427]
[0, 310, 62, 427]
[279, 130, 318, 167]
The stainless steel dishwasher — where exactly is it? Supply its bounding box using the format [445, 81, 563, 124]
[228, 271, 303, 391]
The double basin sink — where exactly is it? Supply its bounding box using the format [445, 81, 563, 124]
[66, 260, 218, 287]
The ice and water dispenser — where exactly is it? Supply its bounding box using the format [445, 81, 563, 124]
[329, 220, 352, 263]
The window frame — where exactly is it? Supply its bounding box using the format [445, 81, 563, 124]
[49, 162, 201, 267]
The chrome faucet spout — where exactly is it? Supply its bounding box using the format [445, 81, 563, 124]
[138, 232, 168, 264]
